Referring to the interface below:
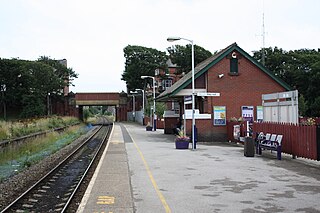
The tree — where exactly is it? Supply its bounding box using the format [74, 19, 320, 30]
[298, 94, 307, 116]
[122, 45, 168, 91]
[167, 44, 212, 74]
[0, 57, 78, 118]
[144, 97, 167, 118]
[38, 56, 78, 88]
[253, 47, 320, 117]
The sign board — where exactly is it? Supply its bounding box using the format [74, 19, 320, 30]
[213, 106, 226, 126]
[184, 95, 192, 105]
[257, 106, 263, 121]
[262, 90, 299, 124]
[241, 106, 254, 123]
[233, 125, 240, 140]
[197, 92, 220, 97]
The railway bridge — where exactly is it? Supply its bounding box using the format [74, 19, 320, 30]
[74, 92, 128, 121]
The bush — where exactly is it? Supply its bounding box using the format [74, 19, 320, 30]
[0, 116, 80, 141]
[0, 122, 9, 140]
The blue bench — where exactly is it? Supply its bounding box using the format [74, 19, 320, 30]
[257, 132, 283, 160]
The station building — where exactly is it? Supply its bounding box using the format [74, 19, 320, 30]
[157, 43, 291, 142]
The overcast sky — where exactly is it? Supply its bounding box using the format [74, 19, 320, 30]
[1, 0, 319, 93]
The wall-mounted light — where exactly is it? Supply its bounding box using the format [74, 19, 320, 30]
[218, 74, 224, 78]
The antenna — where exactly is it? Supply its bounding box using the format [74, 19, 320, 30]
[261, 0, 266, 65]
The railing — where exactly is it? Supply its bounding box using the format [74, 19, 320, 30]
[252, 122, 319, 161]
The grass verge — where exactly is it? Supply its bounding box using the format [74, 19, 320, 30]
[0, 124, 89, 182]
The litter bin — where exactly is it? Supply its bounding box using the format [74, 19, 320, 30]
[244, 136, 254, 157]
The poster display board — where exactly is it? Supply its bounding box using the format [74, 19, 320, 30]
[257, 106, 263, 122]
[233, 125, 240, 140]
[241, 106, 254, 123]
[213, 106, 226, 125]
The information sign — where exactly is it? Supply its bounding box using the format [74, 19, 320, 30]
[184, 95, 192, 105]
[213, 106, 226, 126]
[197, 92, 220, 97]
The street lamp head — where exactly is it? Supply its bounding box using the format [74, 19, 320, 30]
[141, 75, 154, 80]
[167, 37, 181, 42]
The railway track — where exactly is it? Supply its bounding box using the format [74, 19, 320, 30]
[1, 122, 112, 213]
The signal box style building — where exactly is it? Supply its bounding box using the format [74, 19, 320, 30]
[157, 43, 291, 142]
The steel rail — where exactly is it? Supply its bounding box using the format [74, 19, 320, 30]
[0, 124, 109, 213]
[61, 123, 112, 212]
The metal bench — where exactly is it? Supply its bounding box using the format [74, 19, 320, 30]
[257, 132, 283, 160]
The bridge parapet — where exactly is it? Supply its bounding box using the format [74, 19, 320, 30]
[75, 92, 121, 106]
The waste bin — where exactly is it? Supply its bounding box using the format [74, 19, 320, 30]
[244, 136, 254, 157]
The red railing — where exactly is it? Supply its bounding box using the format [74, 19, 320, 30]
[144, 116, 164, 129]
[252, 122, 318, 160]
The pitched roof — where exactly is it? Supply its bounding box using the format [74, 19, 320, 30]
[156, 42, 292, 101]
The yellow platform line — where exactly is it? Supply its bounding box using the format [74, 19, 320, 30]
[131, 136, 171, 213]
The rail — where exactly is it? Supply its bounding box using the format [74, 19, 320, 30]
[0, 123, 112, 213]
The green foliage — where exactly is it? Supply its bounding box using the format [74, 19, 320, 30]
[253, 47, 320, 116]
[0, 122, 8, 140]
[104, 111, 112, 116]
[122, 45, 168, 91]
[0, 117, 79, 141]
[155, 102, 166, 118]
[83, 108, 91, 122]
[89, 106, 101, 115]
[0, 57, 78, 118]
[309, 97, 320, 117]
[144, 98, 167, 118]
[20, 94, 46, 118]
[38, 56, 78, 87]
[167, 44, 212, 74]
[298, 94, 307, 116]
[47, 116, 65, 129]
[0, 125, 86, 180]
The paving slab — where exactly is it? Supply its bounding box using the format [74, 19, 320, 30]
[78, 122, 320, 213]
[124, 122, 320, 213]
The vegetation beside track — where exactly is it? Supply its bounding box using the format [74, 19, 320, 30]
[0, 116, 79, 141]
[0, 123, 91, 182]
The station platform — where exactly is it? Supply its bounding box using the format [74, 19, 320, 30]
[77, 122, 320, 213]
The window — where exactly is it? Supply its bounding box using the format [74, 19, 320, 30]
[230, 58, 238, 74]
[230, 51, 239, 75]
[162, 79, 172, 90]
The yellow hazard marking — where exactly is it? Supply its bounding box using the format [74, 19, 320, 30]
[96, 196, 115, 205]
[93, 212, 112, 213]
[93, 212, 110, 213]
[131, 137, 172, 213]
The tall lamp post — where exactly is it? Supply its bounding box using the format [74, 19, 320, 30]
[167, 36, 196, 150]
[135, 89, 145, 125]
[129, 91, 138, 122]
[141, 76, 156, 131]
[1, 84, 6, 120]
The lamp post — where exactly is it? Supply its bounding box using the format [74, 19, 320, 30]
[47, 92, 51, 116]
[130, 91, 138, 122]
[167, 36, 196, 150]
[1, 84, 6, 120]
[135, 89, 145, 125]
[141, 76, 156, 131]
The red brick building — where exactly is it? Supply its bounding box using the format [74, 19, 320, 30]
[157, 43, 291, 142]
